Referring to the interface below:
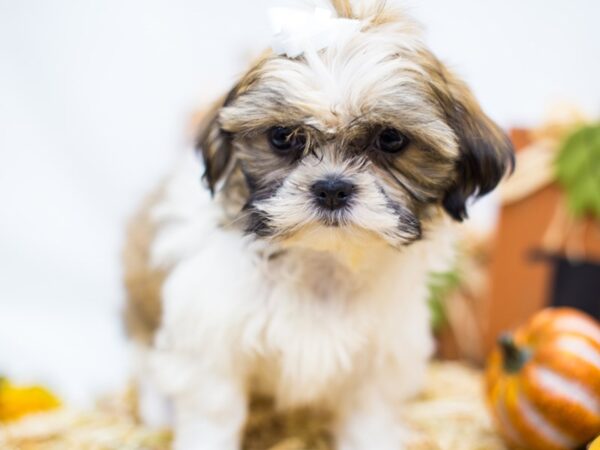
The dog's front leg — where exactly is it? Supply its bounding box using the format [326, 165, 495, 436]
[171, 369, 247, 450]
[334, 382, 416, 450]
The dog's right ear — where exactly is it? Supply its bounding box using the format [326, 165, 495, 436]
[195, 90, 237, 194]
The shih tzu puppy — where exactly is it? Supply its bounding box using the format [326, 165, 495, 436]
[123, 1, 514, 449]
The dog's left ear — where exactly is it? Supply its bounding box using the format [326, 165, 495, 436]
[434, 66, 515, 221]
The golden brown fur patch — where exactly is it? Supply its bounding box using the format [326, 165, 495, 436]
[122, 186, 167, 345]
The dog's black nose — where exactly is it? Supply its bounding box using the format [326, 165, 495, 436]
[311, 178, 355, 210]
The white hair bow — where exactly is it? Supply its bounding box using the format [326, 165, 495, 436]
[268, 0, 361, 58]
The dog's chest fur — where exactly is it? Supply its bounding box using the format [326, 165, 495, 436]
[146, 154, 454, 407]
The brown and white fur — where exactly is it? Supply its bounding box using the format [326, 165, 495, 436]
[123, 1, 514, 449]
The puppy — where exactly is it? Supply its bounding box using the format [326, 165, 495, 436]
[123, 1, 513, 449]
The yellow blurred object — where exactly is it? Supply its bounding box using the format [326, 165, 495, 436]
[590, 435, 600, 450]
[0, 378, 61, 422]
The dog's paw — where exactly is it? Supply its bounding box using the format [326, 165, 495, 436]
[401, 427, 439, 450]
[137, 378, 172, 428]
[336, 422, 426, 450]
[173, 431, 240, 450]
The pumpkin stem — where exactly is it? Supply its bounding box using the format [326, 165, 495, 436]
[498, 334, 530, 373]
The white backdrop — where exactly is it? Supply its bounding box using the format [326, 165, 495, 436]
[1, 0, 599, 405]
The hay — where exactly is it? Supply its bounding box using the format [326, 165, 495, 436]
[0, 362, 507, 450]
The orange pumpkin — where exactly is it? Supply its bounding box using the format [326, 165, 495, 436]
[486, 307, 600, 450]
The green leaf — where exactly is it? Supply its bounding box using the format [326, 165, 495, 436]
[427, 270, 461, 332]
[555, 124, 600, 219]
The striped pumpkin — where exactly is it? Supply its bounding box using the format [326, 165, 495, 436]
[486, 307, 600, 450]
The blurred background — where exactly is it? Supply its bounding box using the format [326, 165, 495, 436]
[1, 0, 599, 406]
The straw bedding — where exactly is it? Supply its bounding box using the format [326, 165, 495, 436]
[0, 362, 507, 450]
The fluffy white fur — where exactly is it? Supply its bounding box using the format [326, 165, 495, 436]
[137, 151, 456, 450]
[125, 2, 515, 449]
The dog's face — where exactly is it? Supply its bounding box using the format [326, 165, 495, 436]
[197, 3, 513, 250]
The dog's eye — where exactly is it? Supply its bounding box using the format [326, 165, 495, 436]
[376, 128, 409, 154]
[268, 126, 306, 154]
